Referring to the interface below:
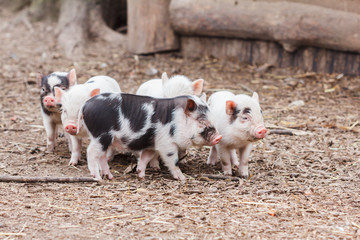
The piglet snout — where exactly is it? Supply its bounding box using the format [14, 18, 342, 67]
[65, 124, 78, 135]
[255, 127, 267, 139]
[211, 135, 222, 145]
[43, 96, 56, 107]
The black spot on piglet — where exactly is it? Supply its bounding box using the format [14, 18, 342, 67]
[128, 128, 155, 151]
[200, 126, 216, 142]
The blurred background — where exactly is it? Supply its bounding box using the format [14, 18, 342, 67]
[1, 0, 359, 75]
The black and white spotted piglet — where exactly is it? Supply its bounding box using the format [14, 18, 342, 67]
[80, 93, 222, 180]
[39, 69, 77, 152]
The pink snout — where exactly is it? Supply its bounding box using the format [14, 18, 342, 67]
[43, 96, 55, 107]
[255, 127, 267, 139]
[211, 135, 222, 145]
[65, 124, 77, 135]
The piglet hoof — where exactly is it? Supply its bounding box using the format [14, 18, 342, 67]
[231, 160, 240, 167]
[149, 162, 160, 170]
[68, 160, 78, 166]
[91, 173, 102, 181]
[239, 173, 249, 179]
[235, 170, 249, 179]
[105, 173, 114, 180]
[136, 168, 145, 179]
[46, 145, 55, 153]
[237, 173, 249, 179]
[173, 172, 186, 181]
[237, 166, 249, 179]
[101, 170, 113, 180]
[206, 158, 216, 166]
[222, 165, 233, 175]
[137, 176, 145, 181]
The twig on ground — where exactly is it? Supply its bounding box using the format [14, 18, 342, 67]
[240, 84, 254, 93]
[269, 129, 294, 135]
[267, 124, 313, 136]
[351, 222, 360, 229]
[200, 174, 240, 181]
[0, 232, 26, 237]
[0, 176, 98, 183]
[293, 72, 317, 78]
[123, 162, 137, 174]
[97, 214, 131, 220]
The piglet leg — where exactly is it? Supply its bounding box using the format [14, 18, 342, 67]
[230, 149, 239, 168]
[207, 146, 218, 165]
[237, 143, 253, 178]
[137, 150, 157, 178]
[69, 135, 81, 166]
[148, 152, 160, 170]
[43, 118, 57, 152]
[218, 145, 232, 175]
[86, 140, 103, 180]
[99, 149, 113, 179]
[159, 145, 185, 181]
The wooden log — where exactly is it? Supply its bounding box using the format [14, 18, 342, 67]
[127, 0, 179, 54]
[170, 0, 360, 54]
[181, 36, 360, 75]
[0, 176, 98, 183]
[262, 0, 360, 15]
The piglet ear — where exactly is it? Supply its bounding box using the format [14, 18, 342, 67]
[90, 88, 100, 97]
[200, 93, 207, 102]
[161, 72, 169, 85]
[226, 100, 237, 115]
[54, 87, 64, 104]
[37, 72, 43, 87]
[185, 99, 197, 115]
[67, 69, 77, 86]
[192, 79, 204, 96]
[252, 92, 259, 103]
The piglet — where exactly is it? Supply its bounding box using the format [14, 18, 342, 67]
[54, 76, 121, 165]
[136, 72, 204, 169]
[39, 69, 77, 152]
[207, 91, 267, 178]
[136, 72, 204, 98]
[79, 93, 222, 180]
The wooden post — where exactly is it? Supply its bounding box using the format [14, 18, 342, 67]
[127, 0, 179, 54]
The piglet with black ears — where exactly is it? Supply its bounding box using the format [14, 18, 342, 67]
[39, 69, 77, 152]
[207, 91, 267, 178]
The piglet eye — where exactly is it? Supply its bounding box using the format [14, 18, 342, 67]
[242, 116, 248, 121]
[41, 87, 45, 93]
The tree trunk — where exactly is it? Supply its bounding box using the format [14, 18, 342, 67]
[28, 0, 60, 21]
[57, 0, 90, 59]
[0, 0, 31, 12]
[89, 4, 126, 46]
[127, 0, 179, 54]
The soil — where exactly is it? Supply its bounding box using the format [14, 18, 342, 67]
[0, 8, 360, 240]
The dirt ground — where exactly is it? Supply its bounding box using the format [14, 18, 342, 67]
[0, 8, 360, 240]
